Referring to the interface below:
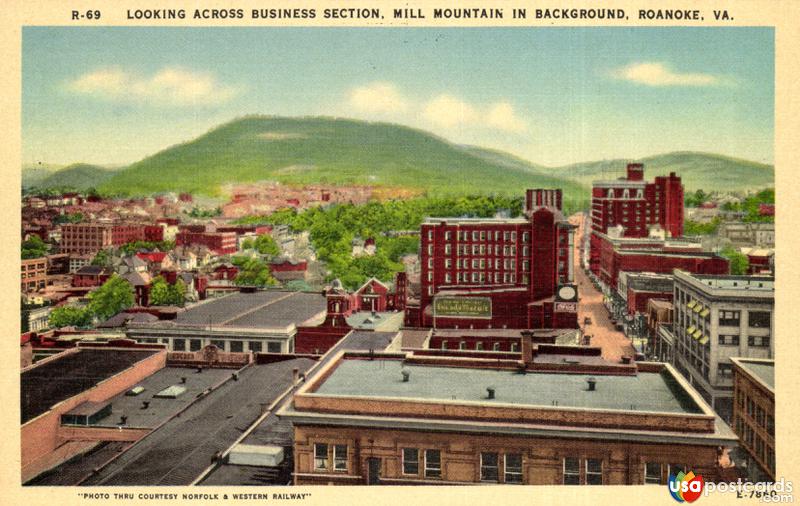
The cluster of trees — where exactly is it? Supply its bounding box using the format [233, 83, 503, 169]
[684, 217, 722, 236]
[186, 207, 221, 218]
[48, 274, 134, 328]
[235, 196, 523, 290]
[117, 240, 176, 256]
[231, 255, 279, 287]
[21, 235, 49, 259]
[241, 234, 280, 256]
[722, 188, 775, 223]
[53, 212, 84, 225]
[149, 276, 186, 306]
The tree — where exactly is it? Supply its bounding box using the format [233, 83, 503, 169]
[49, 306, 92, 328]
[234, 258, 279, 287]
[21, 235, 48, 259]
[169, 279, 186, 306]
[91, 249, 112, 267]
[149, 276, 172, 306]
[87, 274, 135, 320]
[720, 246, 749, 275]
[252, 234, 280, 256]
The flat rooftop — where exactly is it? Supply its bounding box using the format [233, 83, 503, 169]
[92, 367, 232, 429]
[81, 357, 316, 486]
[172, 291, 326, 329]
[692, 275, 774, 291]
[21, 348, 159, 424]
[733, 358, 774, 391]
[313, 359, 702, 414]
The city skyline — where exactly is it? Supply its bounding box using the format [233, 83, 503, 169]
[22, 26, 773, 168]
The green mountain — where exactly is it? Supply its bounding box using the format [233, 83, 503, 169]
[36, 163, 115, 190]
[550, 152, 774, 193]
[97, 116, 590, 206]
[22, 163, 63, 188]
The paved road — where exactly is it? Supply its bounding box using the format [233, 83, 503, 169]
[570, 213, 636, 362]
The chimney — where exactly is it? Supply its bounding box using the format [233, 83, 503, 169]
[520, 332, 533, 365]
[401, 368, 410, 382]
[181, 376, 187, 384]
[486, 387, 496, 399]
[292, 367, 300, 385]
[141, 401, 150, 410]
[196, 366, 203, 373]
[232, 372, 239, 381]
[119, 415, 128, 425]
[586, 377, 597, 391]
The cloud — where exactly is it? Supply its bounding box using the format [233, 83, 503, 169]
[611, 62, 722, 87]
[486, 102, 528, 133]
[348, 82, 409, 114]
[67, 66, 242, 105]
[422, 94, 478, 129]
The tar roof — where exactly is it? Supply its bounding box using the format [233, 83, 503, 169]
[173, 291, 325, 328]
[92, 367, 232, 429]
[21, 348, 159, 424]
[81, 358, 316, 486]
[312, 359, 702, 414]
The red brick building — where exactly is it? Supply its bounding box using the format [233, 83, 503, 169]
[589, 164, 684, 274]
[60, 222, 160, 255]
[175, 230, 237, 255]
[407, 189, 577, 330]
[596, 233, 730, 289]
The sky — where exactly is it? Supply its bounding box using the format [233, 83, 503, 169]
[22, 27, 774, 167]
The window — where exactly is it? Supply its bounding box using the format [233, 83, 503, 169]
[505, 453, 523, 483]
[669, 464, 686, 478]
[428, 258, 434, 269]
[511, 342, 519, 352]
[748, 335, 770, 347]
[190, 339, 202, 351]
[229, 341, 243, 353]
[402, 448, 419, 475]
[718, 335, 740, 346]
[718, 363, 734, 378]
[211, 340, 226, 350]
[719, 310, 741, 327]
[586, 459, 603, 485]
[480, 231, 486, 241]
[459, 341, 467, 350]
[445, 244, 451, 255]
[333, 445, 348, 471]
[445, 259, 452, 269]
[563, 457, 580, 484]
[173, 338, 186, 351]
[425, 449, 441, 478]
[445, 231, 451, 241]
[644, 462, 662, 484]
[427, 230, 433, 240]
[314, 443, 329, 470]
[445, 273, 451, 283]
[480, 452, 499, 482]
[749, 311, 771, 328]
[440, 340, 448, 350]
[476, 342, 484, 351]
[493, 343, 501, 351]
[267, 341, 282, 353]
[472, 231, 478, 241]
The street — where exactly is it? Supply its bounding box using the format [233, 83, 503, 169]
[570, 213, 637, 362]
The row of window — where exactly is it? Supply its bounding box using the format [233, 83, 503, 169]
[440, 340, 519, 352]
[151, 338, 282, 353]
[430, 230, 528, 243]
[719, 310, 771, 328]
[314, 443, 348, 472]
[439, 272, 525, 285]
[436, 258, 526, 270]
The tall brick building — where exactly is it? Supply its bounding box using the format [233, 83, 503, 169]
[589, 164, 684, 274]
[406, 189, 577, 330]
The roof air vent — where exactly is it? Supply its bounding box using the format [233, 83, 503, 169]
[586, 377, 597, 391]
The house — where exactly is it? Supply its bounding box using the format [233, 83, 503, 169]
[72, 265, 112, 287]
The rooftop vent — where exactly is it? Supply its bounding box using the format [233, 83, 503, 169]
[119, 415, 128, 425]
[232, 372, 239, 381]
[486, 387, 496, 399]
[141, 401, 150, 410]
[586, 377, 597, 391]
[401, 368, 410, 382]
[181, 376, 187, 384]
[196, 366, 203, 374]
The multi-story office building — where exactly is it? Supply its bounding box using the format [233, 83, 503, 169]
[731, 357, 775, 481]
[408, 189, 578, 330]
[21, 257, 48, 292]
[280, 349, 738, 485]
[671, 271, 774, 422]
[59, 222, 158, 255]
[589, 163, 684, 275]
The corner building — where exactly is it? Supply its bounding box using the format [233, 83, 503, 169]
[408, 189, 577, 330]
[280, 350, 738, 485]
